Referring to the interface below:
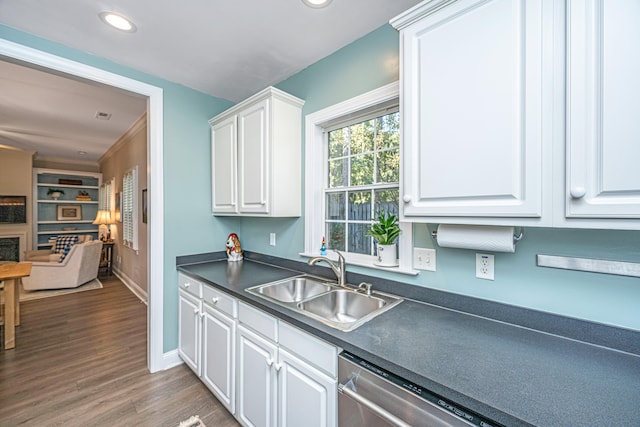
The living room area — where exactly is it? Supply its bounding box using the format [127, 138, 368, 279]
[0, 115, 148, 300]
[0, 59, 150, 352]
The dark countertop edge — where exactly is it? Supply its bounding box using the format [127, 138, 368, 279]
[177, 251, 640, 356]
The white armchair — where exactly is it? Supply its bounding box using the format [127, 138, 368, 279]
[24, 235, 94, 262]
[22, 240, 103, 290]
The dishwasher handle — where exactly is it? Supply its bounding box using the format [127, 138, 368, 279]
[338, 383, 412, 427]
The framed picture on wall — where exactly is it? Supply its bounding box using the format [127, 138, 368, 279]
[57, 205, 82, 221]
[142, 189, 148, 224]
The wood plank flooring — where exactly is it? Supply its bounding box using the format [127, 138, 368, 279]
[0, 275, 240, 427]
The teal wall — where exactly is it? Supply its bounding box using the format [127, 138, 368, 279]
[250, 25, 640, 332]
[3, 20, 639, 358]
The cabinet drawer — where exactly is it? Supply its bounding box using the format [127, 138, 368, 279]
[279, 321, 338, 377]
[178, 273, 202, 298]
[238, 301, 277, 341]
[203, 285, 237, 318]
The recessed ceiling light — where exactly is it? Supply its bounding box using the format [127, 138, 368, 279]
[78, 151, 87, 155]
[302, 0, 333, 8]
[99, 12, 137, 33]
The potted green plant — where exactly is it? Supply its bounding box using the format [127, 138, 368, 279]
[47, 188, 65, 200]
[368, 211, 401, 267]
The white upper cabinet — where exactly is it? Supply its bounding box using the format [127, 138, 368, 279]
[210, 87, 304, 217]
[562, 0, 640, 228]
[211, 115, 237, 214]
[392, 0, 554, 225]
[392, 0, 640, 229]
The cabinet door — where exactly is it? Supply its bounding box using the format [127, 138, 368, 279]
[237, 325, 277, 427]
[237, 98, 270, 214]
[277, 348, 336, 427]
[178, 290, 200, 375]
[566, 0, 640, 219]
[399, 0, 550, 220]
[212, 115, 238, 214]
[201, 304, 236, 414]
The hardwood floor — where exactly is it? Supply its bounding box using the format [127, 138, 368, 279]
[0, 275, 240, 427]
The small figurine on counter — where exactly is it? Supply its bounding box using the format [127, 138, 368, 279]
[320, 236, 327, 256]
[226, 233, 243, 262]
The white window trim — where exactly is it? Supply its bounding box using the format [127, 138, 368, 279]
[302, 82, 417, 275]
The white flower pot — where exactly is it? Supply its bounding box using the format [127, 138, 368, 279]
[375, 243, 398, 267]
[50, 191, 62, 200]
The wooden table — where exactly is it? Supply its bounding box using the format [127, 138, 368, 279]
[0, 262, 32, 349]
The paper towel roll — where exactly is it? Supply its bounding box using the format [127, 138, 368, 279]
[436, 224, 516, 252]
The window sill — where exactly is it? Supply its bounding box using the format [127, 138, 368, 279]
[299, 252, 419, 276]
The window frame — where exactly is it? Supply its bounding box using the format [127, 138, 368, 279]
[302, 82, 415, 274]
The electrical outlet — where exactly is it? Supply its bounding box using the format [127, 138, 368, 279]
[476, 253, 494, 280]
[414, 247, 436, 271]
[269, 233, 276, 246]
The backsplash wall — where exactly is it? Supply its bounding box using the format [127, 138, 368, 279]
[239, 25, 640, 332]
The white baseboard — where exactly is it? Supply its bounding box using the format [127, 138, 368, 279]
[113, 268, 148, 304]
[162, 349, 184, 370]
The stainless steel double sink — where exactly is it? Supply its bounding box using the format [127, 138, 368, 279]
[245, 275, 403, 332]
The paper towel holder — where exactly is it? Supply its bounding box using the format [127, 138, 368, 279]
[431, 226, 525, 244]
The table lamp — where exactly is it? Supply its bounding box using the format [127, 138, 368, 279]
[93, 210, 115, 241]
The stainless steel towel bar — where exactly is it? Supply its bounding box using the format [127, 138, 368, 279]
[537, 254, 640, 278]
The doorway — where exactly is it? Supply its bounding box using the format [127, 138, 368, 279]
[0, 39, 165, 372]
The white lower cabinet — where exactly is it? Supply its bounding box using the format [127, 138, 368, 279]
[236, 325, 278, 427]
[201, 303, 236, 413]
[177, 274, 338, 427]
[178, 274, 204, 375]
[178, 290, 201, 374]
[277, 347, 336, 427]
[178, 273, 238, 414]
[236, 302, 338, 427]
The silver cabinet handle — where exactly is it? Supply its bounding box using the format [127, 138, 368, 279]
[570, 187, 586, 199]
[403, 194, 411, 203]
[338, 384, 412, 427]
[193, 307, 199, 314]
[211, 297, 219, 304]
[184, 283, 191, 288]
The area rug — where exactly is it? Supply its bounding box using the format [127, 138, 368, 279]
[177, 416, 206, 427]
[19, 278, 103, 301]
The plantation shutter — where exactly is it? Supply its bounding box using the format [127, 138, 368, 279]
[122, 166, 139, 251]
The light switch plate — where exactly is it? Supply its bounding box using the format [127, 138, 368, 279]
[414, 247, 436, 271]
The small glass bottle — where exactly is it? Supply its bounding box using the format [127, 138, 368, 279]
[320, 236, 327, 256]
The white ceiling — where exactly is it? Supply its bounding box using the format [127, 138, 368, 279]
[0, 60, 147, 162]
[0, 0, 422, 162]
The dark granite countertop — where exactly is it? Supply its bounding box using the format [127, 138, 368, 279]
[177, 254, 640, 427]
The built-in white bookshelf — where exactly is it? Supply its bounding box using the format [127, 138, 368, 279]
[33, 168, 102, 248]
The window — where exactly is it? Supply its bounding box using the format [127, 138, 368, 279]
[122, 166, 139, 251]
[304, 82, 414, 273]
[325, 111, 400, 256]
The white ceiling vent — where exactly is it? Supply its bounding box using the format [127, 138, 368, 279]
[95, 111, 112, 120]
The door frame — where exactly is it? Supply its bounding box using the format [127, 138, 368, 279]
[0, 39, 165, 373]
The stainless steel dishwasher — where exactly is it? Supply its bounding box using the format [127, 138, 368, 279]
[338, 352, 501, 427]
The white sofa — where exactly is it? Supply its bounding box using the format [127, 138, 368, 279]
[22, 240, 103, 290]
